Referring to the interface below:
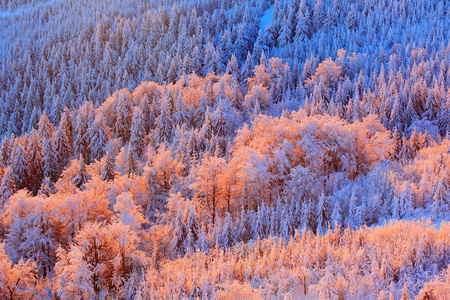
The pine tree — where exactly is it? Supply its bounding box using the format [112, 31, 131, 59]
[280, 204, 293, 239]
[196, 224, 209, 252]
[313, 0, 324, 31]
[37, 111, 55, 141]
[316, 193, 328, 234]
[26, 130, 43, 195]
[200, 108, 213, 142]
[0, 136, 10, 168]
[72, 154, 91, 189]
[172, 202, 187, 254]
[251, 99, 262, 121]
[301, 200, 315, 232]
[11, 142, 29, 191]
[204, 41, 216, 75]
[220, 212, 234, 248]
[234, 23, 251, 63]
[400, 183, 415, 218]
[330, 200, 342, 229]
[130, 107, 146, 158]
[347, 4, 357, 30]
[0, 166, 15, 204]
[399, 135, 413, 162]
[51, 94, 62, 124]
[139, 96, 152, 134]
[184, 202, 199, 253]
[212, 100, 230, 137]
[88, 118, 112, 161]
[225, 54, 241, 81]
[42, 137, 58, 182]
[172, 93, 189, 127]
[347, 191, 358, 228]
[115, 91, 133, 142]
[241, 52, 254, 81]
[74, 106, 91, 164]
[101, 150, 115, 181]
[8, 100, 22, 136]
[295, 0, 312, 40]
[54, 116, 72, 174]
[431, 177, 449, 219]
[38, 177, 53, 197]
[124, 143, 138, 177]
[379, 254, 393, 281]
[155, 98, 173, 143]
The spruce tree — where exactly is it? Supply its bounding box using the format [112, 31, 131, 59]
[124, 143, 138, 177]
[130, 107, 146, 158]
[0, 166, 15, 204]
[42, 138, 57, 182]
[72, 154, 91, 189]
[101, 150, 115, 182]
[88, 118, 112, 161]
[54, 116, 72, 174]
[11, 142, 29, 191]
[37, 111, 55, 140]
[26, 130, 43, 195]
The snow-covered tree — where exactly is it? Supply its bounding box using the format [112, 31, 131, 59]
[72, 155, 91, 189]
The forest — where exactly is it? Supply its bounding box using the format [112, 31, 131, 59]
[1, 0, 450, 299]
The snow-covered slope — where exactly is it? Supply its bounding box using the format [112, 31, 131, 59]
[259, 4, 274, 31]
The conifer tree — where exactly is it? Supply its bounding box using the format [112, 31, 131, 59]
[101, 150, 115, 181]
[37, 111, 55, 141]
[72, 154, 91, 189]
[11, 143, 29, 191]
[330, 200, 342, 229]
[124, 143, 138, 177]
[220, 212, 234, 248]
[316, 193, 328, 234]
[74, 106, 91, 164]
[171, 201, 187, 254]
[212, 100, 230, 137]
[42, 138, 58, 182]
[115, 91, 133, 143]
[155, 98, 173, 143]
[0, 166, 15, 204]
[431, 177, 449, 219]
[196, 224, 209, 252]
[130, 107, 146, 158]
[0, 136, 10, 168]
[225, 54, 241, 81]
[54, 116, 72, 174]
[88, 118, 112, 161]
[26, 130, 43, 195]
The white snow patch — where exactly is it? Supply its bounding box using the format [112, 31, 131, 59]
[260, 4, 274, 32]
[370, 209, 450, 231]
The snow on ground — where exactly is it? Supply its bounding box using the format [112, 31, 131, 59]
[371, 209, 450, 231]
[259, 4, 274, 32]
[429, 216, 450, 230]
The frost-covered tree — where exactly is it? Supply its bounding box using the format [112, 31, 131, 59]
[0, 243, 47, 299]
[114, 90, 133, 143]
[130, 107, 146, 158]
[190, 153, 227, 225]
[0, 166, 15, 204]
[89, 118, 112, 161]
[72, 155, 91, 190]
[124, 143, 138, 177]
[101, 150, 115, 181]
